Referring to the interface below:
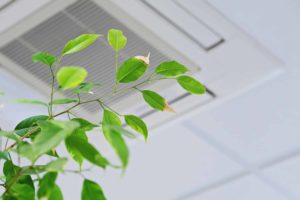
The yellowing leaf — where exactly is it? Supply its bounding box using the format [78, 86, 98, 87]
[135, 52, 150, 65]
[57, 66, 88, 90]
[141, 90, 174, 112]
[107, 29, 127, 52]
[163, 101, 175, 113]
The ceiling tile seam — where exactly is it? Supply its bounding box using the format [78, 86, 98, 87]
[202, 0, 284, 65]
[0, 0, 15, 12]
[62, 9, 130, 60]
[254, 172, 298, 200]
[141, 0, 213, 51]
[181, 121, 296, 199]
[259, 147, 300, 170]
[170, 171, 250, 200]
[173, 0, 224, 40]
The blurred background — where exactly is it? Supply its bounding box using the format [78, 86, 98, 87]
[0, 0, 300, 199]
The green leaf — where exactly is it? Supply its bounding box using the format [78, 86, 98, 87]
[3, 172, 34, 198]
[0, 131, 21, 142]
[107, 29, 127, 52]
[57, 66, 88, 90]
[82, 179, 106, 200]
[38, 172, 59, 200]
[18, 120, 79, 161]
[17, 175, 34, 190]
[62, 34, 101, 55]
[15, 99, 48, 107]
[15, 115, 48, 131]
[50, 98, 79, 105]
[46, 149, 59, 158]
[48, 184, 63, 200]
[117, 57, 148, 83]
[141, 90, 174, 112]
[3, 161, 20, 188]
[3, 160, 17, 177]
[102, 110, 129, 169]
[65, 130, 87, 167]
[15, 128, 38, 138]
[71, 118, 98, 131]
[176, 75, 206, 94]
[14, 115, 46, 138]
[155, 61, 189, 77]
[9, 183, 35, 200]
[124, 115, 148, 141]
[0, 151, 9, 160]
[65, 135, 109, 168]
[0, 91, 4, 96]
[45, 158, 68, 172]
[74, 82, 98, 94]
[103, 125, 137, 139]
[102, 110, 122, 126]
[32, 52, 56, 67]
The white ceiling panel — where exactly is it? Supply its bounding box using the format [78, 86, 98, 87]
[143, 0, 223, 50]
[184, 83, 300, 166]
[263, 155, 300, 199]
[208, 0, 300, 60]
[0, 0, 51, 34]
[0, 67, 48, 129]
[97, 125, 243, 200]
[184, 176, 287, 200]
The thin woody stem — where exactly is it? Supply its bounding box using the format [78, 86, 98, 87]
[2, 76, 171, 152]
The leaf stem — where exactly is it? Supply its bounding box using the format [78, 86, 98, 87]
[49, 55, 63, 117]
[2, 76, 173, 151]
[113, 51, 119, 93]
[3, 127, 39, 151]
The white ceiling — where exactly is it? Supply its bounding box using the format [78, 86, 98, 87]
[1, 0, 300, 199]
[87, 0, 300, 199]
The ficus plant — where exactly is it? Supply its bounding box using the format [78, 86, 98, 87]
[0, 28, 206, 200]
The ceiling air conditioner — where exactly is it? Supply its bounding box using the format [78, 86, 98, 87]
[0, 0, 283, 130]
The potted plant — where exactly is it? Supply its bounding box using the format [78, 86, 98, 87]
[0, 28, 205, 200]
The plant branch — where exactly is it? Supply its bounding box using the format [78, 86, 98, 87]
[49, 55, 63, 117]
[2, 77, 172, 152]
[3, 127, 39, 151]
[113, 51, 119, 93]
[3, 169, 23, 195]
[51, 77, 171, 118]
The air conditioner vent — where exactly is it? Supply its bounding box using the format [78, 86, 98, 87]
[0, 0, 281, 127]
[0, 0, 170, 114]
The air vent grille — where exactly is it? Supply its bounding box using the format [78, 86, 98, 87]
[0, 0, 169, 113]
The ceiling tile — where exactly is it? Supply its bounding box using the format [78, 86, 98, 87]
[0, 67, 48, 129]
[96, 124, 243, 200]
[184, 175, 287, 200]
[185, 79, 300, 166]
[262, 155, 300, 199]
